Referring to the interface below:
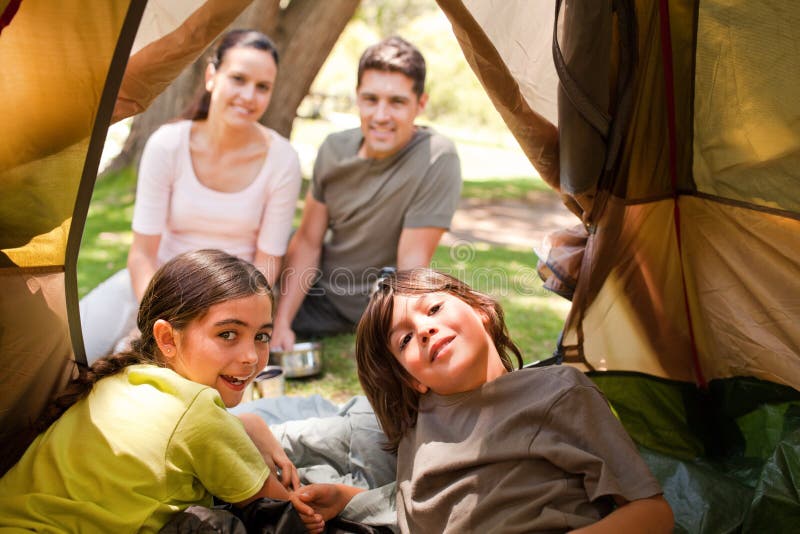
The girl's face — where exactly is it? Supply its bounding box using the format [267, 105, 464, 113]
[388, 291, 507, 396]
[166, 294, 272, 407]
[206, 46, 277, 126]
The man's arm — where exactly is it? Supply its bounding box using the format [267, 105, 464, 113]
[397, 227, 445, 270]
[271, 191, 329, 350]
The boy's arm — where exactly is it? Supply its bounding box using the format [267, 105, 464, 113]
[571, 495, 674, 534]
[297, 483, 367, 521]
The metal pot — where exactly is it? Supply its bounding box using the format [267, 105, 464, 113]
[270, 341, 323, 378]
[242, 365, 284, 402]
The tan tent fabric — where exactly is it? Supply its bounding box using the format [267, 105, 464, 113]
[693, 0, 800, 212]
[114, 0, 254, 122]
[0, 0, 261, 476]
[681, 196, 800, 389]
[0, 272, 73, 474]
[437, 0, 560, 189]
[440, 0, 800, 389]
[0, 1, 129, 176]
[0, 0, 134, 475]
[460, 0, 559, 126]
[567, 198, 694, 381]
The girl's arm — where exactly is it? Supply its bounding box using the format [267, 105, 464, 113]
[235, 472, 325, 534]
[571, 495, 674, 534]
[237, 412, 300, 490]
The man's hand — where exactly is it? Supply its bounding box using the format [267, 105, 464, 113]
[297, 483, 366, 521]
[269, 323, 296, 352]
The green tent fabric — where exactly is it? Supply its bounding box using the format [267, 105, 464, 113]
[1, 0, 799, 531]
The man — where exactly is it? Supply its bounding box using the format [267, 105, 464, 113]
[271, 36, 462, 350]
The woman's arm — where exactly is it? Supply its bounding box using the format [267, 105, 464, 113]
[127, 232, 161, 302]
[253, 249, 283, 289]
[571, 495, 674, 534]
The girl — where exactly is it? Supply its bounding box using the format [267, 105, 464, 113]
[80, 29, 302, 363]
[0, 250, 323, 533]
[356, 268, 674, 533]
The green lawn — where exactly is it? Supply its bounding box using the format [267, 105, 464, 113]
[79, 131, 568, 403]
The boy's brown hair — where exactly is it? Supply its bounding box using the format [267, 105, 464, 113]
[356, 268, 523, 452]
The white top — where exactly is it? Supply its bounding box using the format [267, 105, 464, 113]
[132, 120, 302, 264]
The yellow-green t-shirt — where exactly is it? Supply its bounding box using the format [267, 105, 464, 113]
[0, 365, 269, 533]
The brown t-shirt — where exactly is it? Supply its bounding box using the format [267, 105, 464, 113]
[311, 126, 461, 322]
[397, 365, 662, 533]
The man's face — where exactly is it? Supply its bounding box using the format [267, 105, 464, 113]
[356, 70, 427, 159]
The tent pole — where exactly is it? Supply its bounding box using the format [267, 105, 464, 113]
[65, 0, 147, 366]
[658, 0, 706, 389]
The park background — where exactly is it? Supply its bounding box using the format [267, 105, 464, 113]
[80, 0, 575, 402]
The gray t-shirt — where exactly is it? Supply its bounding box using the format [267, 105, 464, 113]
[397, 365, 663, 533]
[311, 126, 461, 322]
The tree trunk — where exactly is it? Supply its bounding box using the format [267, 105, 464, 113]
[104, 0, 360, 175]
[262, 0, 361, 137]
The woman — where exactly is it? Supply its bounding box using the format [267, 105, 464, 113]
[80, 29, 301, 363]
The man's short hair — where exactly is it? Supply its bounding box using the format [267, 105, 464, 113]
[357, 36, 426, 97]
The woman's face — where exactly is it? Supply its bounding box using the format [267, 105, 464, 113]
[206, 46, 277, 126]
[387, 292, 507, 396]
[166, 294, 272, 407]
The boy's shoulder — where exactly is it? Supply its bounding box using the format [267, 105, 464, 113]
[504, 364, 595, 393]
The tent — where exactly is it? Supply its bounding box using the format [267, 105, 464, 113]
[1, 0, 798, 531]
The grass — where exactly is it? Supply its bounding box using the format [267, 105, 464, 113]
[79, 126, 569, 404]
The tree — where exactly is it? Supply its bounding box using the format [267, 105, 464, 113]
[107, 0, 360, 174]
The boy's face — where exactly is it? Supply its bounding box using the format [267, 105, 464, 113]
[356, 69, 427, 159]
[387, 292, 507, 396]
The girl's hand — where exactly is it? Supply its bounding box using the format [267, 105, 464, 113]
[236, 413, 301, 490]
[297, 483, 366, 521]
[270, 446, 301, 491]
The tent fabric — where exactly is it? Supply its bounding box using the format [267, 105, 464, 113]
[0, 0, 134, 475]
[436, 0, 560, 190]
[114, 0, 254, 122]
[437, 0, 800, 387]
[693, 1, 800, 212]
[592, 372, 800, 533]
[0, 0, 257, 474]
[2, 0, 799, 528]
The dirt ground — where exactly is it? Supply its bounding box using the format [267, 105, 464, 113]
[442, 190, 578, 250]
